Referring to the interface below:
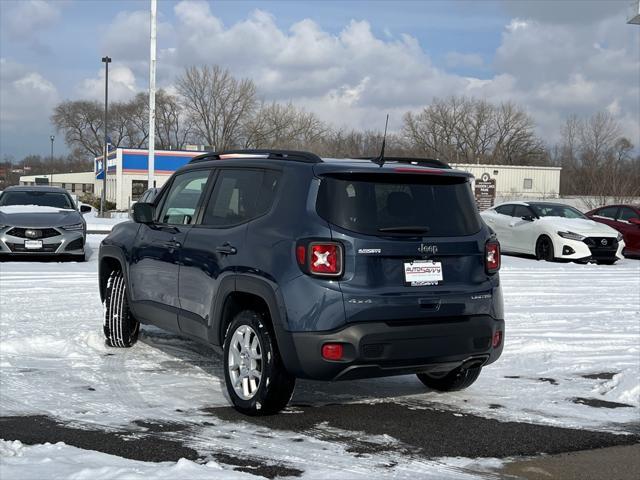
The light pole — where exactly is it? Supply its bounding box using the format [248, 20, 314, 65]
[49, 135, 55, 186]
[100, 56, 111, 216]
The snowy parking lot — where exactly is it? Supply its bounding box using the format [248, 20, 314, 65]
[1, 234, 639, 479]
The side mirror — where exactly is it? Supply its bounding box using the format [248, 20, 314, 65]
[629, 217, 640, 226]
[521, 215, 535, 222]
[133, 202, 155, 224]
[79, 205, 92, 214]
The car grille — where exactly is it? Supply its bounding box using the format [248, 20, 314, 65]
[6, 227, 61, 239]
[583, 237, 618, 258]
[6, 242, 61, 253]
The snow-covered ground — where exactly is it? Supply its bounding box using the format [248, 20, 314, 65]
[83, 211, 129, 232]
[1, 235, 638, 478]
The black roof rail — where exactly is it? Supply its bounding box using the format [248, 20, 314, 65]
[356, 156, 451, 169]
[189, 149, 322, 164]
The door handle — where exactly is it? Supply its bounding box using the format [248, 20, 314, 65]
[216, 243, 237, 255]
[162, 239, 181, 250]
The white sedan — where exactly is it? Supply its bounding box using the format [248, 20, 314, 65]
[481, 201, 625, 264]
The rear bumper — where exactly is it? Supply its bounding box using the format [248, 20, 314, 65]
[278, 315, 504, 380]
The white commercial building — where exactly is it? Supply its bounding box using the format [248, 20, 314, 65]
[94, 148, 203, 209]
[451, 163, 562, 199]
[19, 171, 95, 196]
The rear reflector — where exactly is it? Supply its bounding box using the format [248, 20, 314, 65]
[492, 330, 502, 348]
[321, 343, 344, 361]
[485, 241, 501, 273]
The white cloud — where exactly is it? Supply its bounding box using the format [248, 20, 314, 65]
[0, 58, 59, 158]
[76, 65, 139, 102]
[161, 1, 639, 144]
[1, 1, 62, 53]
[3, 0, 638, 158]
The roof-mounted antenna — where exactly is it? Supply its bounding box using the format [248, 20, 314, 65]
[372, 114, 389, 167]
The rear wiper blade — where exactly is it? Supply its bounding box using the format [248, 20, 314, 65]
[378, 226, 430, 233]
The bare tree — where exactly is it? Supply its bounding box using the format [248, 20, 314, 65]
[558, 111, 639, 206]
[51, 101, 105, 157]
[155, 90, 193, 150]
[492, 102, 545, 165]
[402, 96, 544, 165]
[176, 65, 257, 150]
[242, 102, 327, 149]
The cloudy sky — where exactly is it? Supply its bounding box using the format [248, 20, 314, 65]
[1, 0, 638, 160]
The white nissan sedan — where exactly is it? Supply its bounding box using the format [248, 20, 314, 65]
[481, 201, 625, 264]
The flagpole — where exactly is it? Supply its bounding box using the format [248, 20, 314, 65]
[148, 0, 157, 189]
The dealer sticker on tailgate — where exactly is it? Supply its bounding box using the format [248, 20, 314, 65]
[404, 260, 443, 286]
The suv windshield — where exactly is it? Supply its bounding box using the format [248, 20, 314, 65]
[0, 191, 74, 209]
[530, 204, 586, 219]
[316, 174, 481, 236]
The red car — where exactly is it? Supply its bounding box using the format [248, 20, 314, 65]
[586, 205, 640, 258]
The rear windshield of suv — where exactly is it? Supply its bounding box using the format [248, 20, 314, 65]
[316, 173, 481, 237]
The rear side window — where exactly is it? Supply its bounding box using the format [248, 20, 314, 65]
[595, 206, 618, 219]
[618, 207, 639, 222]
[316, 174, 481, 237]
[202, 169, 280, 227]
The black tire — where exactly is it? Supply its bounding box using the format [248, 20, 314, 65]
[535, 235, 555, 261]
[223, 310, 295, 415]
[103, 269, 139, 348]
[417, 366, 482, 392]
[597, 259, 617, 265]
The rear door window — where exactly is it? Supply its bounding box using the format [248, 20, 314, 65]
[201, 169, 280, 227]
[513, 205, 533, 218]
[316, 174, 481, 237]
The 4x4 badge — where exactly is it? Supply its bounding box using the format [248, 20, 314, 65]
[418, 244, 438, 255]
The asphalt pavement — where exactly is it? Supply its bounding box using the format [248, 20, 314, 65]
[2, 401, 638, 479]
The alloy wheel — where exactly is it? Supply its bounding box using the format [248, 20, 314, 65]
[228, 324, 263, 400]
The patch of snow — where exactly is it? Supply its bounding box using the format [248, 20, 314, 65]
[0, 440, 250, 480]
[0, 237, 638, 477]
[83, 212, 129, 232]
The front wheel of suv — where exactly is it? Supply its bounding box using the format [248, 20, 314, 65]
[223, 310, 295, 415]
[417, 366, 482, 392]
[103, 269, 139, 348]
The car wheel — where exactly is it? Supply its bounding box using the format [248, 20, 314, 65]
[103, 269, 139, 348]
[223, 310, 295, 415]
[417, 366, 482, 392]
[535, 235, 555, 261]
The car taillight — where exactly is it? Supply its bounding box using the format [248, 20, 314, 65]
[296, 240, 344, 277]
[296, 245, 306, 265]
[485, 241, 500, 274]
[309, 242, 342, 276]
